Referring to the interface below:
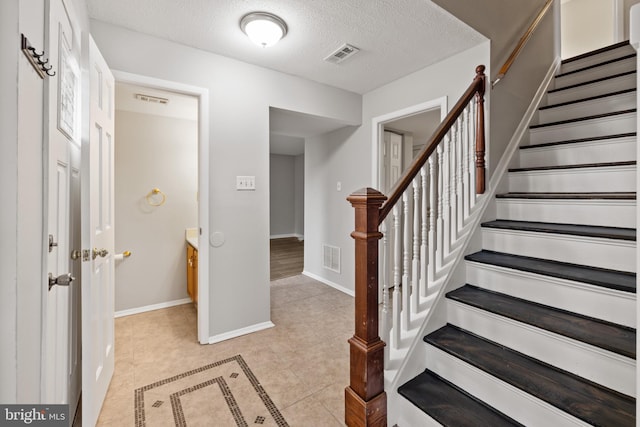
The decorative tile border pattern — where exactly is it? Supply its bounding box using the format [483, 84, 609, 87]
[134, 355, 288, 427]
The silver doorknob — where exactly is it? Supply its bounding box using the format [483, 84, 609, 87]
[48, 273, 74, 291]
[92, 248, 109, 259]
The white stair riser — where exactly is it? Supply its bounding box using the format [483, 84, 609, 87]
[447, 300, 636, 397]
[508, 165, 636, 193]
[529, 113, 636, 144]
[547, 73, 636, 105]
[465, 261, 636, 327]
[519, 137, 637, 167]
[425, 345, 592, 427]
[559, 47, 636, 74]
[496, 199, 636, 228]
[481, 228, 637, 272]
[395, 397, 443, 427]
[554, 58, 636, 89]
[538, 92, 636, 124]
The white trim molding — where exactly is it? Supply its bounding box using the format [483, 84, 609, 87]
[370, 97, 448, 188]
[111, 70, 211, 344]
[208, 321, 275, 344]
[115, 298, 192, 318]
[303, 270, 355, 297]
[270, 233, 304, 240]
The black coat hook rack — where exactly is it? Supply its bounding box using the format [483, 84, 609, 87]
[21, 34, 55, 79]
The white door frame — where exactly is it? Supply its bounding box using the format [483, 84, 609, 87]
[371, 97, 448, 189]
[111, 70, 210, 343]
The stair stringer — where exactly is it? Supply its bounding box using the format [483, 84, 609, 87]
[387, 57, 561, 426]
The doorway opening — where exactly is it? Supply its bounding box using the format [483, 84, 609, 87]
[372, 97, 448, 193]
[268, 110, 306, 281]
[112, 71, 210, 344]
[267, 107, 352, 282]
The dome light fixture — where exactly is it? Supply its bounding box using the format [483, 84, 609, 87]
[240, 12, 288, 48]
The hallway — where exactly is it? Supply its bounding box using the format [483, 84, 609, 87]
[97, 275, 353, 426]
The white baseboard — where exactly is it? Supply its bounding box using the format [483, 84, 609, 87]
[208, 321, 275, 344]
[270, 233, 304, 240]
[114, 297, 192, 318]
[302, 270, 355, 297]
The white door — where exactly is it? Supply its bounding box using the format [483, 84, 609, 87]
[82, 36, 116, 427]
[383, 130, 403, 192]
[43, 0, 81, 417]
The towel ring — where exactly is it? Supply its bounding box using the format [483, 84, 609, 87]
[146, 188, 166, 207]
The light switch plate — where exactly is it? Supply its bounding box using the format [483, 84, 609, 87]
[236, 176, 256, 190]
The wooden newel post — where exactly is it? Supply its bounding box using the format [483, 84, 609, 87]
[474, 65, 487, 194]
[345, 188, 388, 427]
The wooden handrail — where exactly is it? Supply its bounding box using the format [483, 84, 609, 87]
[492, 0, 554, 87]
[379, 65, 486, 224]
[345, 65, 486, 427]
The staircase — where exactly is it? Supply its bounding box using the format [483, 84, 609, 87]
[397, 42, 637, 426]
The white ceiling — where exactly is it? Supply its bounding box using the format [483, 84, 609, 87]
[91, 1, 485, 156]
[87, 0, 485, 95]
[269, 107, 355, 156]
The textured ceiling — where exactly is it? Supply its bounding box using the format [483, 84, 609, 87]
[87, 0, 485, 94]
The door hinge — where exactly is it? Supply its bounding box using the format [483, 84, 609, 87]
[71, 249, 97, 262]
[48, 234, 58, 252]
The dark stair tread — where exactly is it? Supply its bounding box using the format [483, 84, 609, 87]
[447, 285, 636, 358]
[398, 370, 524, 427]
[556, 53, 636, 78]
[481, 219, 636, 241]
[496, 191, 636, 200]
[561, 41, 631, 66]
[539, 88, 636, 110]
[425, 325, 636, 427]
[465, 250, 636, 293]
[519, 132, 637, 149]
[530, 109, 636, 129]
[548, 70, 637, 94]
[509, 160, 636, 172]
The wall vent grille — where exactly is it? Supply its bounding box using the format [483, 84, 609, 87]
[322, 244, 341, 273]
[135, 93, 169, 105]
[324, 43, 360, 64]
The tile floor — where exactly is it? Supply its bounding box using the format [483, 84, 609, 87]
[96, 274, 354, 426]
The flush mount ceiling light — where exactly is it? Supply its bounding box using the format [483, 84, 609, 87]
[240, 12, 288, 47]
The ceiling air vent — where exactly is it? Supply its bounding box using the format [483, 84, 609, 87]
[324, 43, 360, 64]
[134, 93, 169, 105]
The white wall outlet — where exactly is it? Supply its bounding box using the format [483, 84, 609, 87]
[337, 181, 342, 191]
[236, 176, 256, 190]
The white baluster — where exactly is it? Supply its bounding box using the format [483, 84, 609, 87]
[442, 134, 451, 257]
[412, 177, 420, 313]
[436, 144, 444, 270]
[402, 192, 410, 331]
[450, 123, 459, 243]
[420, 166, 428, 297]
[456, 118, 465, 234]
[428, 155, 437, 283]
[462, 106, 471, 220]
[392, 205, 401, 349]
[469, 100, 477, 209]
[380, 220, 390, 364]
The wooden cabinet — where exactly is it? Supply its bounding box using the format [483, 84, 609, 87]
[186, 243, 198, 305]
